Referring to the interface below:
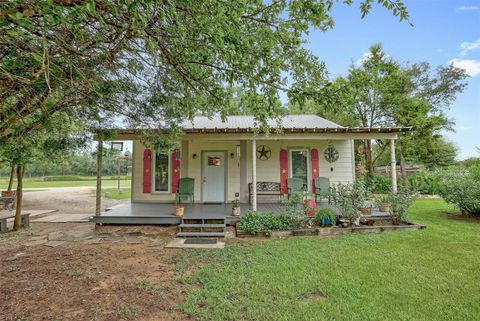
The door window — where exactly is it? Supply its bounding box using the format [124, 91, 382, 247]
[290, 150, 309, 191]
[154, 152, 169, 192]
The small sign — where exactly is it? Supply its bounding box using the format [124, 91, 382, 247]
[208, 156, 222, 166]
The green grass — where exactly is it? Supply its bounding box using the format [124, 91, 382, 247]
[178, 199, 480, 321]
[0, 176, 131, 189]
[102, 188, 131, 200]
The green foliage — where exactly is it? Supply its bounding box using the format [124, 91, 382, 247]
[388, 190, 415, 223]
[238, 211, 291, 236]
[329, 182, 367, 223]
[280, 192, 307, 228]
[408, 171, 440, 194]
[436, 166, 480, 215]
[311, 208, 336, 226]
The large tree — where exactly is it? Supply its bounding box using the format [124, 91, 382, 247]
[291, 44, 468, 177]
[1, 0, 411, 139]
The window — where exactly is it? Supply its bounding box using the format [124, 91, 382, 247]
[154, 152, 170, 192]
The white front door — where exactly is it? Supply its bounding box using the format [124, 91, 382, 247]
[202, 151, 226, 203]
[289, 149, 311, 192]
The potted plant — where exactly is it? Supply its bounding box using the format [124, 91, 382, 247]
[376, 194, 390, 212]
[358, 199, 373, 215]
[174, 200, 185, 217]
[232, 198, 241, 216]
[312, 208, 336, 226]
[303, 194, 316, 217]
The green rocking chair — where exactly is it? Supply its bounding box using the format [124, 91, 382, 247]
[287, 177, 305, 199]
[314, 177, 331, 203]
[176, 177, 195, 204]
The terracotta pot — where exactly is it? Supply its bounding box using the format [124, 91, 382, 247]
[232, 206, 241, 216]
[304, 199, 316, 217]
[174, 206, 185, 217]
[379, 204, 390, 212]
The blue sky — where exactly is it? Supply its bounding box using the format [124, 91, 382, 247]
[304, 0, 480, 159]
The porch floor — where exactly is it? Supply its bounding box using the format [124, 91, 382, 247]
[90, 202, 389, 225]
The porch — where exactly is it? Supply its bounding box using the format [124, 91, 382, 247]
[90, 202, 389, 226]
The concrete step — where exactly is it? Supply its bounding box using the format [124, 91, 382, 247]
[176, 232, 225, 237]
[179, 223, 226, 228]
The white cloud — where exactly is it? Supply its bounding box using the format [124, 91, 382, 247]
[355, 52, 372, 66]
[456, 6, 480, 12]
[460, 39, 480, 56]
[449, 58, 480, 77]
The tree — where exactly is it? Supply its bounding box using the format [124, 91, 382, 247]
[1, 0, 411, 141]
[291, 44, 468, 178]
[0, 112, 85, 230]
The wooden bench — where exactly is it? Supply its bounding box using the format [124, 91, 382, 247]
[0, 212, 30, 233]
[248, 182, 283, 204]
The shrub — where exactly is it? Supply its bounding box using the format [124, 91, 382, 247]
[329, 183, 362, 223]
[388, 190, 415, 224]
[408, 171, 440, 195]
[280, 192, 307, 228]
[436, 167, 480, 216]
[238, 211, 291, 236]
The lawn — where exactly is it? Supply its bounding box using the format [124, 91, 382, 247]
[101, 188, 131, 200]
[0, 176, 131, 189]
[179, 199, 480, 321]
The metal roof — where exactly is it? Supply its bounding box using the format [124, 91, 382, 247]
[181, 115, 342, 130]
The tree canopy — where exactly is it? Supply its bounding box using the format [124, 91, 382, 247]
[1, 0, 411, 139]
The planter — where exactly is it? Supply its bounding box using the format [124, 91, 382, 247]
[358, 206, 372, 215]
[379, 204, 390, 212]
[320, 217, 332, 226]
[174, 206, 185, 217]
[232, 206, 241, 216]
[304, 199, 316, 217]
[339, 219, 351, 228]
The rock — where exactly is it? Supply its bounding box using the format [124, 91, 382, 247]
[5, 252, 26, 261]
[44, 240, 66, 247]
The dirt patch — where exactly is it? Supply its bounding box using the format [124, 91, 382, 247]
[0, 223, 196, 321]
[22, 187, 128, 215]
[300, 291, 327, 303]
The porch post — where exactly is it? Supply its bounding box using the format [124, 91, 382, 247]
[252, 138, 257, 211]
[95, 140, 103, 216]
[390, 138, 397, 193]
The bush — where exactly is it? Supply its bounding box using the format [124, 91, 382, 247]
[280, 192, 307, 228]
[408, 171, 440, 195]
[436, 166, 480, 216]
[388, 190, 415, 224]
[238, 211, 291, 236]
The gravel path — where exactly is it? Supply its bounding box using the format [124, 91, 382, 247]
[22, 187, 129, 214]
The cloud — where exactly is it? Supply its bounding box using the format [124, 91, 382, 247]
[460, 39, 480, 56]
[449, 58, 480, 77]
[456, 6, 480, 12]
[355, 52, 372, 66]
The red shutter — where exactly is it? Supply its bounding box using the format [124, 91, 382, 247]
[171, 149, 181, 193]
[280, 148, 289, 194]
[143, 149, 152, 193]
[311, 148, 319, 189]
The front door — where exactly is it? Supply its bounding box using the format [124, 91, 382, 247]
[202, 151, 226, 203]
[289, 149, 311, 192]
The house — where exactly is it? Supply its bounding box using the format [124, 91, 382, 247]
[91, 115, 412, 231]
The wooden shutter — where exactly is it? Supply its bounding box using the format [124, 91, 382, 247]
[171, 149, 181, 193]
[143, 149, 152, 193]
[311, 148, 319, 188]
[280, 148, 289, 194]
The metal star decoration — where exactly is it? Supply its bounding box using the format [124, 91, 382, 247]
[256, 145, 271, 160]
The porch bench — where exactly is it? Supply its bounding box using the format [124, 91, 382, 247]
[248, 182, 283, 204]
[0, 212, 30, 233]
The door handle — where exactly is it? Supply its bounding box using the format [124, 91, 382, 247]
[203, 177, 206, 183]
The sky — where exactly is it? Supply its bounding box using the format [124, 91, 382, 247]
[303, 0, 480, 159]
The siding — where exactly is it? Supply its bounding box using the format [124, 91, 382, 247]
[132, 138, 355, 203]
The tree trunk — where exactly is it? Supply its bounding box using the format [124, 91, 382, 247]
[400, 153, 408, 190]
[364, 139, 374, 177]
[7, 165, 15, 191]
[13, 165, 25, 231]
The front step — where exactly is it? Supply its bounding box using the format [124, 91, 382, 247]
[177, 218, 226, 238]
